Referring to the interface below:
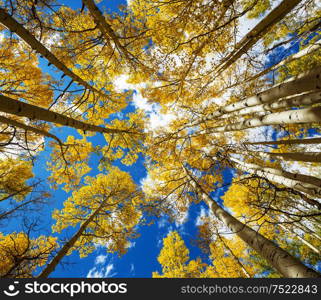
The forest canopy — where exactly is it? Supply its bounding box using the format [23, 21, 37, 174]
[0, 0, 320, 278]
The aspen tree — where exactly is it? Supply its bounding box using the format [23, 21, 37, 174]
[185, 168, 320, 278]
[0, 8, 106, 98]
[245, 137, 321, 146]
[229, 157, 321, 209]
[0, 231, 57, 278]
[209, 106, 321, 133]
[38, 168, 143, 278]
[0, 94, 137, 135]
[207, 67, 321, 119]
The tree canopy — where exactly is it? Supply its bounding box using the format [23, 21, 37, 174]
[0, 0, 320, 278]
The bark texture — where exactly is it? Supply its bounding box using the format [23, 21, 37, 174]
[215, 0, 303, 76]
[0, 95, 127, 135]
[38, 198, 109, 278]
[211, 106, 321, 133]
[257, 151, 321, 163]
[245, 137, 321, 146]
[185, 169, 320, 278]
[209, 67, 321, 118]
[245, 41, 321, 83]
[230, 158, 321, 209]
[0, 8, 105, 97]
[223, 90, 321, 119]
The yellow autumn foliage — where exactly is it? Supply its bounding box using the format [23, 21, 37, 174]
[0, 232, 57, 278]
[52, 167, 143, 258]
[0, 158, 33, 201]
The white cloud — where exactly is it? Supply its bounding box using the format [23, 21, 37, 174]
[237, 16, 258, 44]
[132, 91, 175, 131]
[157, 238, 163, 248]
[86, 263, 116, 278]
[127, 241, 136, 249]
[114, 74, 147, 93]
[42, 32, 61, 50]
[130, 263, 135, 274]
[104, 264, 116, 277]
[237, 0, 282, 44]
[149, 109, 175, 131]
[132, 90, 155, 112]
[157, 216, 168, 229]
[175, 209, 189, 228]
[175, 221, 187, 237]
[95, 255, 107, 265]
[113, 74, 175, 131]
[86, 267, 104, 278]
[195, 206, 209, 226]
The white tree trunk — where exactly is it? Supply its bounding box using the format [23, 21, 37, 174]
[270, 205, 321, 242]
[83, 0, 129, 58]
[217, 232, 251, 278]
[230, 158, 321, 208]
[278, 224, 320, 255]
[214, 0, 303, 76]
[210, 106, 321, 133]
[0, 8, 105, 98]
[38, 196, 110, 278]
[208, 67, 321, 119]
[222, 90, 321, 119]
[261, 165, 321, 189]
[245, 137, 321, 146]
[0, 95, 130, 135]
[185, 169, 320, 277]
[245, 41, 321, 83]
[233, 158, 321, 189]
[256, 151, 321, 163]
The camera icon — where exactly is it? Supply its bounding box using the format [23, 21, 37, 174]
[3, 281, 20, 297]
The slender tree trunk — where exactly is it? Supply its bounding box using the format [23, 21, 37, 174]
[0, 198, 39, 220]
[277, 223, 320, 255]
[185, 168, 320, 278]
[0, 95, 132, 135]
[0, 187, 31, 202]
[245, 137, 321, 146]
[256, 151, 321, 163]
[270, 205, 321, 242]
[223, 90, 321, 119]
[38, 198, 109, 278]
[180, 1, 233, 83]
[230, 158, 321, 209]
[208, 67, 321, 119]
[210, 106, 321, 133]
[294, 224, 321, 242]
[217, 232, 252, 278]
[245, 41, 321, 83]
[82, 0, 165, 81]
[0, 180, 40, 202]
[0, 115, 63, 144]
[83, 0, 134, 61]
[234, 157, 321, 188]
[214, 0, 303, 76]
[0, 8, 105, 98]
[259, 165, 321, 189]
